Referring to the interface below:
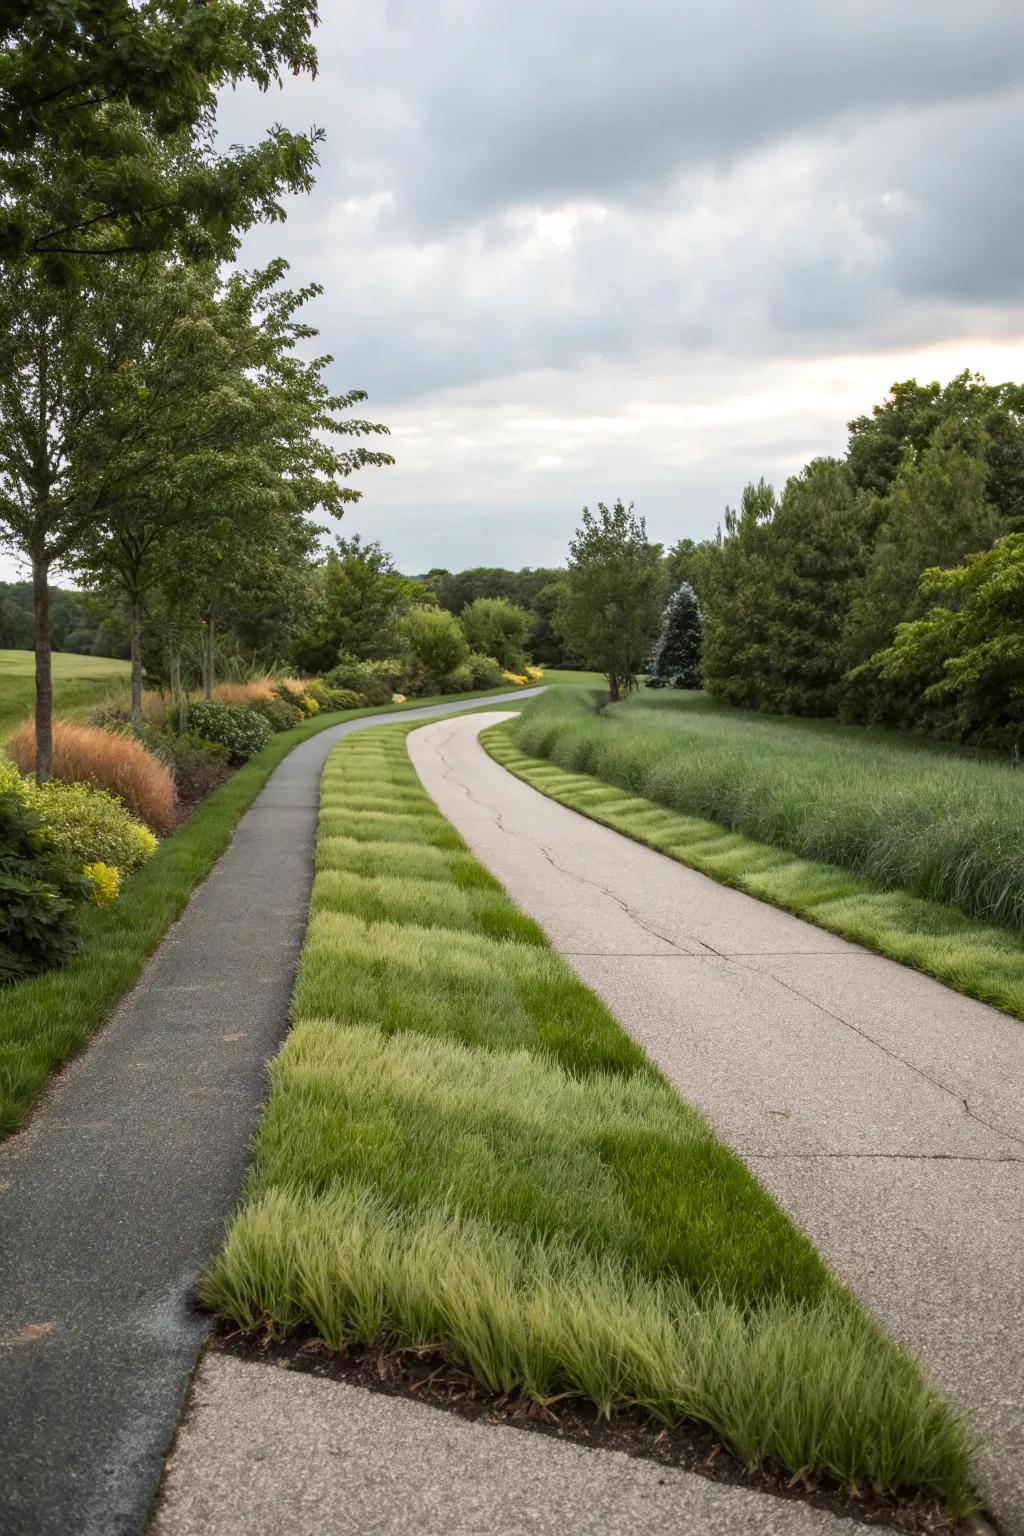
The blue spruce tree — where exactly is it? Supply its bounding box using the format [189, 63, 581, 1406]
[648, 582, 702, 689]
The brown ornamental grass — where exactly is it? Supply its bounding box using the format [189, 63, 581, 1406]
[10, 718, 177, 835]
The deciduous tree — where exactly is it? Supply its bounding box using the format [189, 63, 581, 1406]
[555, 501, 663, 701]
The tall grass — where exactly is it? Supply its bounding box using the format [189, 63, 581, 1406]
[201, 724, 976, 1511]
[513, 689, 1024, 932]
[9, 718, 176, 834]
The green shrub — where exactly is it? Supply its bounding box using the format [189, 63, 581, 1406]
[272, 681, 318, 717]
[184, 703, 272, 763]
[323, 656, 405, 707]
[465, 651, 505, 688]
[107, 723, 233, 803]
[26, 780, 157, 874]
[320, 686, 362, 710]
[443, 662, 474, 693]
[253, 697, 304, 733]
[0, 787, 89, 984]
[87, 701, 132, 729]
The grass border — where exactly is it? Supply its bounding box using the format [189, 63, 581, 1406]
[481, 720, 1024, 1025]
[0, 688, 539, 1141]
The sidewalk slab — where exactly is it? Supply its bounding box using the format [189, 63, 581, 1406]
[153, 1354, 853, 1536]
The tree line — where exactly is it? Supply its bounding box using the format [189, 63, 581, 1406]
[667, 372, 1024, 749]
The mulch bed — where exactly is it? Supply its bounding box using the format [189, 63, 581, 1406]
[211, 1324, 984, 1534]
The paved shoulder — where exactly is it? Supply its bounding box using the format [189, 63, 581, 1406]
[407, 712, 1024, 1533]
[153, 1354, 850, 1536]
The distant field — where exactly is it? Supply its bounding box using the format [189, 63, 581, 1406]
[0, 649, 130, 744]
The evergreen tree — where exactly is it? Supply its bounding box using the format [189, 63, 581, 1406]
[648, 583, 702, 689]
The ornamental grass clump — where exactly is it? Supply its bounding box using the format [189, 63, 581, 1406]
[9, 718, 176, 835]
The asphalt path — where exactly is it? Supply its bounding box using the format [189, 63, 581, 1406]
[408, 712, 1024, 1535]
[0, 690, 541, 1536]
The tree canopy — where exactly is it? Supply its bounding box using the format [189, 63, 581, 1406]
[555, 501, 664, 700]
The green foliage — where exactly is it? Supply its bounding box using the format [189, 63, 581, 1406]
[0, 1, 321, 267]
[398, 607, 469, 684]
[141, 728, 233, 802]
[426, 565, 569, 666]
[700, 463, 869, 715]
[291, 536, 420, 673]
[323, 656, 406, 707]
[852, 534, 1024, 749]
[185, 703, 272, 763]
[253, 696, 305, 733]
[555, 501, 664, 700]
[0, 785, 88, 983]
[459, 596, 531, 671]
[843, 422, 1002, 669]
[648, 582, 702, 689]
[23, 779, 156, 874]
[464, 651, 506, 688]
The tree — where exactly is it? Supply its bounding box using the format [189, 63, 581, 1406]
[555, 501, 664, 701]
[0, 256, 392, 762]
[698, 479, 776, 708]
[398, 607, 468, 685]
[843, 420, 1003, 669]
[292, 535, 420, 674]
[649, 583, 702, 689]
[1, 1, 321, 269]
[850, 534, 1024, 749]
[459, 596, 531, 671]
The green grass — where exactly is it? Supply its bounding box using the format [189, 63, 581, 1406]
[511, 687, 1024, 933]
[0, 685, 542, 1141]
[484, 706, 1024, 1022]
[0, 648, 131, 742]
[201, 724, 975, 1511]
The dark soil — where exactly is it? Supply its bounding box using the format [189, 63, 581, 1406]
[212, 1324, 986, 1535]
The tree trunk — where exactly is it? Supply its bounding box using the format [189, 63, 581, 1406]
[608, 671, 621, 703]
[169, 630, 185, 735]
[31, 550, 53, 785]
[203, 612, 215, 702]
[130, 594, 143, 731]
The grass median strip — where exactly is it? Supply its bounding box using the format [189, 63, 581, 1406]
[0, 689, 542, 1142]
[484, 707, 1024, 1023]
[201, 723, 976, 1513]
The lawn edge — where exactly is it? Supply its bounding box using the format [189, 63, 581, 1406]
[480, 720, 1024, 1027]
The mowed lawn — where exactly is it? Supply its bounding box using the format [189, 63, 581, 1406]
[202, 723, 975, 1511]
[0, 649, 130, 743]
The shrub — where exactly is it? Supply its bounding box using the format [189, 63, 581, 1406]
[460, 596, 531, 671]
[86, 701, 132, 729]
[399, 607, 469, 680]
[501, 669, 529, 686]
[273, 680, 318, 717]
[323, 657, 406, 706]
[9, 719, 177, 835]
[185, 703, 272, 763]
[0, 787, 89, 983]
[252, 697, 304, 733]
[302, 679, 331, 710]
[465, 652, 505, 689]
[107, 723, 232, 804]
[444, 663, 474, 693]
[83, 861, 120, 905]
[25, 780, 157, 874]
[320, 686, 362, 711]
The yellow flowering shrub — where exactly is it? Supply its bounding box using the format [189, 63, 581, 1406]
[300, 695, 319, 715]
[83, 861, 121, 905]
[525, 665, 545, 681]
[501, 669, 530, 686]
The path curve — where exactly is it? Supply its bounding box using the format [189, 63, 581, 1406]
[408, 712, 1024, 1533]
[0, 689, 541, 1536]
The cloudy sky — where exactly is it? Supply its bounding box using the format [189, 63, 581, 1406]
[8, 0, 1024, 584]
